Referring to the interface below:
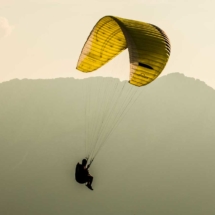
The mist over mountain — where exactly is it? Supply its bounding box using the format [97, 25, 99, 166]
[0, 73, 215, 215]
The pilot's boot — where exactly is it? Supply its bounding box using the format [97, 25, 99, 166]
[86, 183, 93, 190]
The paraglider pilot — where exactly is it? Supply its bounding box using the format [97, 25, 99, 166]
[75, 158, 94, 190]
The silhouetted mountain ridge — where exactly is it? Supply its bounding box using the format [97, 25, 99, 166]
[0, 72, 215, 215]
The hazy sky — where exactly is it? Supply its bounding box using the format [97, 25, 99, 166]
[0, 0, 215, 88]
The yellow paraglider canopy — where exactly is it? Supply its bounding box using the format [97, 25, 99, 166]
[76, 15, 170, 87]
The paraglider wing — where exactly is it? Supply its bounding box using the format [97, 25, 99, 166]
[75, 15, 171, 162]
[76, 15, 171, 87]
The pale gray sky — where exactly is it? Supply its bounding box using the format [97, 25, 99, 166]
[0, 0, 215, 88]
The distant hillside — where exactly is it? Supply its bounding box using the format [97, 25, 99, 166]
[0, 73, 215, 215]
